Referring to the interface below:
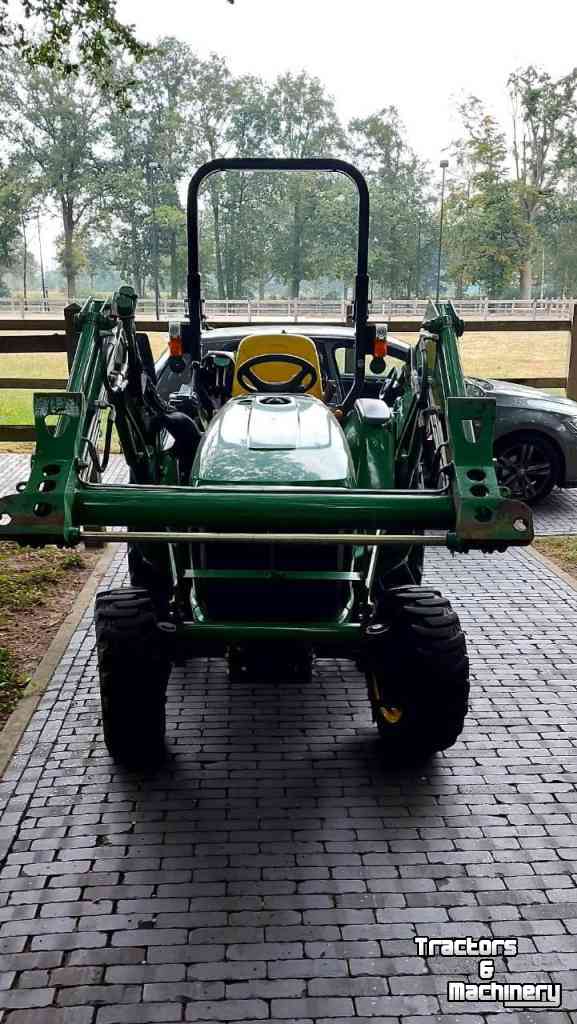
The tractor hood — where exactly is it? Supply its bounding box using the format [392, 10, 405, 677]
[191, 394, 355, 486]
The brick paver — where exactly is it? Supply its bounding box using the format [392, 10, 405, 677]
[0, 456, 30, 499]
[0, 455, 128, 499]
[0, 543, 573, 1021]
[533, 487, 577, 535]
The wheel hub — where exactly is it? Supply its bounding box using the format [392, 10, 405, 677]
[498, 442, 553, 501]
[380, 705, 403, 724]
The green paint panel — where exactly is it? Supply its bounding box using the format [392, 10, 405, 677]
[192, 394, 354, 486]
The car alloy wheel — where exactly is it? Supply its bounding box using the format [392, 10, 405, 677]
[495, 434, 558, 504]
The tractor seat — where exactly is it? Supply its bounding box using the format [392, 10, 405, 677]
[231, 333, 323, 400]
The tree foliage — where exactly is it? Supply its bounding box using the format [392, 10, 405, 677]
[0, 60, 105, 297]
[445, 99, 528, 297]
[0, 160, 26, 294]
[3, 36, 577, 302]
[509, 66, 577, 296]
[0, 0, 149, 93]
[445, 69, 577, 298]
[349, 108, 436, 297]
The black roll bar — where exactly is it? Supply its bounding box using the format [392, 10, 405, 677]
[186, 157, 374, 410]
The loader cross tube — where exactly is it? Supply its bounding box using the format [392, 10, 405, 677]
[78, 528, 450, 546]
[186, 157, 372, 411]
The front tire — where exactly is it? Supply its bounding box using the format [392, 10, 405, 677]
[94, 588, 171, 768]
[366, 586, 469, 761]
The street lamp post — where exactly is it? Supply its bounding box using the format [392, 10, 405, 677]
[435, 159, 449, 303]
[36, 213, 49, 311]
[146, 158, 161, 322]
[21, 213, 28, 313]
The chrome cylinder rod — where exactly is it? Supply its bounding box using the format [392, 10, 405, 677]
[79, 528, 447, 546]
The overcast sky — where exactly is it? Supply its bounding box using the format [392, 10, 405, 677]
[117, 0, 577, 157]
[39, 0, 577, 266]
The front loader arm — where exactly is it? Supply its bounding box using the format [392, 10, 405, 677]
[419, 301, 533, 551]
[0, 288, 166, 546]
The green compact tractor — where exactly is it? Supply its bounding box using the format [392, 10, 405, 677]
[0, 158, 534, 767]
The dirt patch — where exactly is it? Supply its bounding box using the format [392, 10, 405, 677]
[0, 542, 100, 728]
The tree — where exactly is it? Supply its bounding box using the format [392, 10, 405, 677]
[508, 66, 577, 297]
[82, 238, 115, 292]
[104, 38, 199, 301]
[0, 160, 26, 294]
[187, 53, 238, 298]
[535, 182, 577, 296]
[349, 108, 435, 297]
[0, 57, 105, 298]
[211, 75, 281, 298]
[55, 231, 88, 293]
[445, 98, 528, 297]
[267, 71, 344, 297]
[0, 0, 149, 91]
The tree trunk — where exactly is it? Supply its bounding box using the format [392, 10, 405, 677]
[290, 194, 302, 299]
[130, 221, 141, 296]
[519, 261, 532, 299]
[21, 215, 28, 311]
[170, 231, 178, 299]
[61, 199, 76, 300]
[210, 186, 226, 299]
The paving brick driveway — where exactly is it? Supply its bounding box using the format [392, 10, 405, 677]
[0, 540, 575, 1023]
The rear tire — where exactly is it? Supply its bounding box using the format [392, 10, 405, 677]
[95, 588, 171, 768]
[365, 585, 469, 761]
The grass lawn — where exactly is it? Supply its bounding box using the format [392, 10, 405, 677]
[0, 334, 166, 429]
[534, 536, 577, 581]
[0, 542, 100, 730]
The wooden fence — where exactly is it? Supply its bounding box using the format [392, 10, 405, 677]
[1, 303, 577, 443]
[2, 296, 577, 320]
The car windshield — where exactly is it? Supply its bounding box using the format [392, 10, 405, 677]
[333, 346, 407, 379]
[158, 332, 410, 403]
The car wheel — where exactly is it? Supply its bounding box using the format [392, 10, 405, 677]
[495, 431, 560, 505]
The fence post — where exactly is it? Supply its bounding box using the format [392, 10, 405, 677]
[567, 304, 577, 401]
[64, 302, 81, 373]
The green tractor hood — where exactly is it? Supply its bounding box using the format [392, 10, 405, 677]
[192, 395, 355, 487]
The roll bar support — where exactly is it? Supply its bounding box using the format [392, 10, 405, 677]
[186, 157, 375, 411]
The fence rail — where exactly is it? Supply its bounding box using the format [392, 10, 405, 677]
[1, 303, 577, 443]
[1, 296, 576, 321]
